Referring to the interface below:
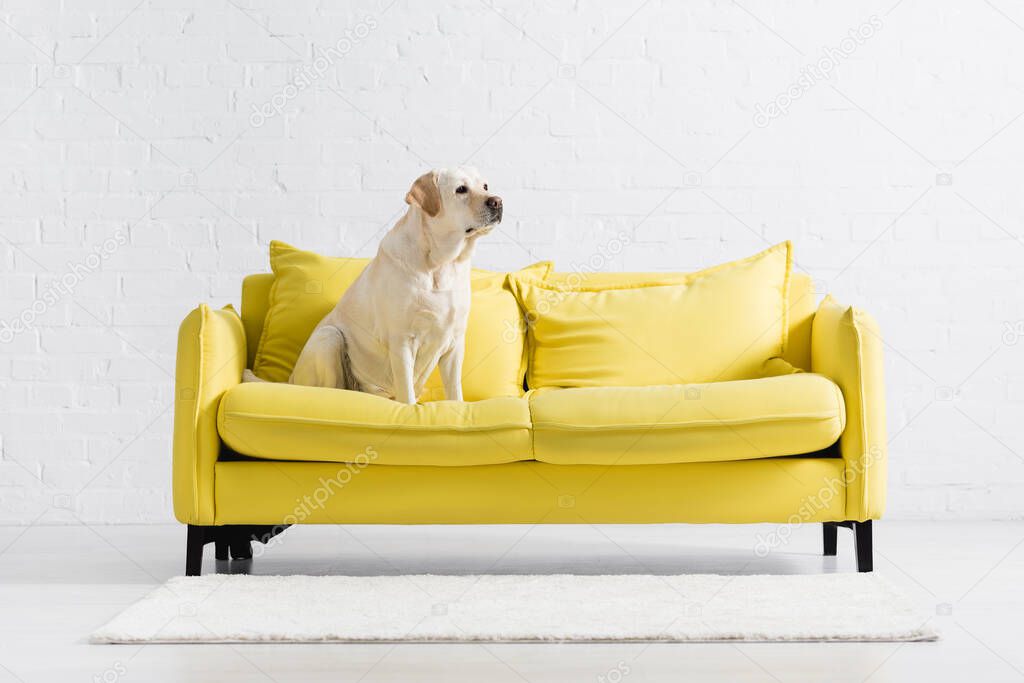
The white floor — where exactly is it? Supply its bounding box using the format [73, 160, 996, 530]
[0, 522, 1021, 682]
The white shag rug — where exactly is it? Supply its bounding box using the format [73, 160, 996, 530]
[91, 573, 937, 644]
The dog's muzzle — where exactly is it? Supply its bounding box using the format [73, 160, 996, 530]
[468, 195, 503, 233]
[486, 195, 503, 224]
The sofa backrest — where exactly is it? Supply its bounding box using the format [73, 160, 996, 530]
[241, 273, 274, 369]
[239, 271, 817, 373]
[783, 272, 815, 371]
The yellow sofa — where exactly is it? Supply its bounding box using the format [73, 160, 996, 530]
[173, 269, 886, 575]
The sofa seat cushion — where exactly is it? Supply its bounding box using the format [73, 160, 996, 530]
[529, 374, 845, 465]
[218, 383, 532, 466]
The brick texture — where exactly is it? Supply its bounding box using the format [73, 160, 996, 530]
[1, 1, 1023, 522]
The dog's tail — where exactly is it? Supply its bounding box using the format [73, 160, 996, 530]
[242, 369, 267, 383]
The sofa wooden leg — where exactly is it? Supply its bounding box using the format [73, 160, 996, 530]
[853, 520, 873, 572]
[185, 525, 207, 576]
[823, 522, 838, 556]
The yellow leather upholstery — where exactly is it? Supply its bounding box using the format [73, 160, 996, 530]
[173, 304, 246, 524]
[530, 374, 845, 465]
[213, 457, 847, 525]
[511, 242, 793, 388]
[218, 382, 532, 466]
[812, 295, 888, 521]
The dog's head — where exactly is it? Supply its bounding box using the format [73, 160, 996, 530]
[404, 166, 502, 238]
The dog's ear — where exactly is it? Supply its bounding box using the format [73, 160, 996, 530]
[405, 171, 441, 218]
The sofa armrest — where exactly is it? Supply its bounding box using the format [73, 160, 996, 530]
[173, 304, 246, 525]
[811, 295, 887, 521]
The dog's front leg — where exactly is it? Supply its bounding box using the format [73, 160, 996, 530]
[389, 338, 417, 404]
[439, 341, 465, 402]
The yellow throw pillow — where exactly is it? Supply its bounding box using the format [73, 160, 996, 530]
[252, 242, 368, 384]
[251, 241, 551, 401]
[510, 241, 792, 388]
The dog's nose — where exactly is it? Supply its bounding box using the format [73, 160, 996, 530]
[486, 196, 502, 210]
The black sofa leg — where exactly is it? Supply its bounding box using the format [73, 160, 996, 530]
[853, 520, 873, 573]
[185, 525, 207, 576]
[229, 528, 253, 561]
[184, 524, 290, 576]
[823, 522, 838, 556]
[825, 520, 874, 572]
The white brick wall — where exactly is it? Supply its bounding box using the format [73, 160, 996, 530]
[1, 0, 1023, 522]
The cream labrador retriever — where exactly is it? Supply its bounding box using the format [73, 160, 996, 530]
[250, 167, 502, 404]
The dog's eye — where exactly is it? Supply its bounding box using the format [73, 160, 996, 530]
[483, 184, 488, 191]
[455, 185, 468, 194]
